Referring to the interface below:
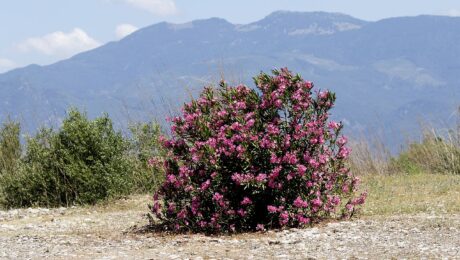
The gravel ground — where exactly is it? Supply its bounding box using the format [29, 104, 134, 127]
[1, 198, 459, 259]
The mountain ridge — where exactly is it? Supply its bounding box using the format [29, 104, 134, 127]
[0, 11, 459, 149]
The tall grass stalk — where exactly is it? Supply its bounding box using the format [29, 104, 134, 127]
[350, 122, 460, 175]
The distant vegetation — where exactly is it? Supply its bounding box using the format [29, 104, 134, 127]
[0, 109, 164, 208]
[350, 123, 460, 176]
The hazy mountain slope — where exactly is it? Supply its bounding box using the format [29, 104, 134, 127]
[0, 11, 458, 148]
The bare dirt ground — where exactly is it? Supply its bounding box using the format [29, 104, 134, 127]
[1, 195, 459, 259]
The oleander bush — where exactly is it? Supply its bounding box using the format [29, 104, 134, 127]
[150, 68, 366, 233]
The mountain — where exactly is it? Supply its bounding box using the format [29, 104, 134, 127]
[0, 11, 459, 149]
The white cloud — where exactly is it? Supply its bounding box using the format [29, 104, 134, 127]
[446, 9, 460, 17]
[18, 28, 101, 57]
[123, 0, 177, 15]
[115, 23, 139, 39]
[0, 58, 16, 72]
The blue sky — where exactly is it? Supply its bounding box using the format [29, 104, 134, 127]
[0, 0, 459, 73]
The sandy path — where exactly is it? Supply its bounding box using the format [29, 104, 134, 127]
[1, 196, 459, 259]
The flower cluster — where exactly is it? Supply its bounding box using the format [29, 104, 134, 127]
[150, 68, 366, 233]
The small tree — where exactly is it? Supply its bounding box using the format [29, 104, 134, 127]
[151, 68, 366, 233]
[127, 121, 165, 192]
[1, 109, 134, 207]
[0, 118, 21, 174]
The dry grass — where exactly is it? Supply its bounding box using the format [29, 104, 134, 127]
[67, 194, 150, 215]
[78, 172, 460, 220]
[349, 122, 460, 176]
[77, 170, 460, 219]
[349, 137, 391, 175]
[360, 172, 460, 216]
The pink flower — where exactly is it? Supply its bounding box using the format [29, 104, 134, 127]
[151, 201, 161, 214]
[293, 196, 308, 208]
[236, 145, 245, 154]
[217, 110, 228, 117]
[318, 90, 329, 99]
[270, 153, 281, 164]
[167, 203, 176, 214]
[241, 197, 252, 205]
[207, 138, 217, 149]
[256, 224, 265, 231]
[337, 136, 348, 146]
[231, 122, 243, 131]
[231, 173, 254, 185]
[346, 203, 354, 212]
[199, 221, 207, 228]
[270, 166, 281, 179]
[328, 121, 340, 130]
[200, 179, 211, 191]
[338, 147, 351, 158]
[279, 211, 289, 225]
[274, 99, 283, 108]
[311, 198, 323, 207]
[234, 101, 247, 110]
[166, 174, 176, 184]
[283, 135, 291, 148]
[179, 166, 189, 177]
[267, 124, 280, 135]
[191, 197, 200, 215]
[352, 192, 368, 205]
[192, 153, 200, 162]
[213, 192, 224, 202]
[342, 184, 350, 193]
[297, 215, 310, 225]
[331, 196, 341, 206]
[255, 173, 267, 182]
[177, 209, 187, 219]
[230, 224, 236, 232]
[283, 152, 298, 164]
[297, 164, 307, 176]
[267, 205, 278, 213]
[292, 91, 302, 102]
[309, 159, 319, 168]
[260, 137, 275, 149]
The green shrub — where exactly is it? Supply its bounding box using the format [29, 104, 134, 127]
[126, 121, 165, 192]
[390, 133, 460, 175]
[1, 109, 136, 208]
[0, 118, 21, 174]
